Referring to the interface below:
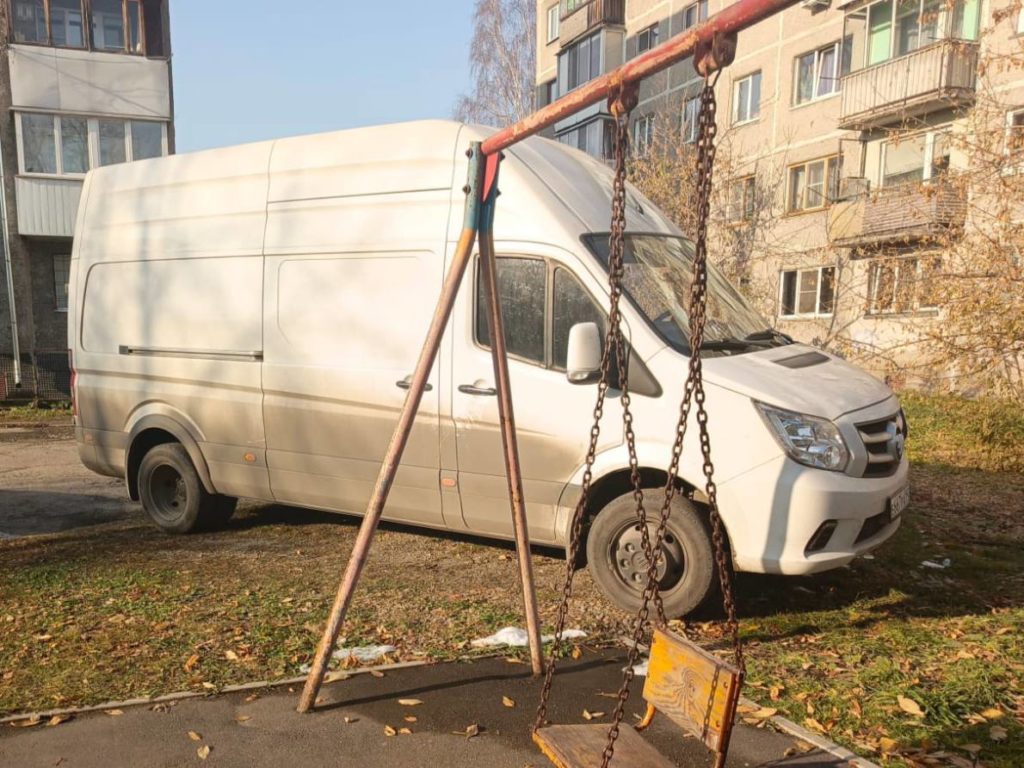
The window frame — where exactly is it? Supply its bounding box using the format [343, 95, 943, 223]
[682, 0, 708, 30]
[633, 114, 654, 154]
[637, 23, 658, 54]
[557, 30, 602, 93]
[726, 175, 757, 223]
[732, 71, 762, 125]
[472, 254, 608, 373]
[546, 3, 559, 43]
[779, 265, 836, 318]
[851, 0, 979, 70]
[8, 0, 150, 55]
[866, 255, 940, 315]
[15, 111, 168, 178]
[792, 41, 844, 106]
[786, 155, 841, 212]
[1004, 108, 1024, 171]
[681, 95, 700, 143]
[879, 128, 949, 187]
[53, 253, 71, 312]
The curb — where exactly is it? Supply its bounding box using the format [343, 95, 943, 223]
[0, 658, 434, 726]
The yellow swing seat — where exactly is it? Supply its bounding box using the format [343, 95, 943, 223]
[534, 627, 742, 768]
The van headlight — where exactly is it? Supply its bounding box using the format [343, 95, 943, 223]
[755, 403, 849, 472]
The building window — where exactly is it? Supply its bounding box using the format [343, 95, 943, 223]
[787, 156, 841, 212]
[16, 112, 167, 176]
[637, 24, 658, 54]
[1006, 109, 1024, 160]
[1018, 5, 1024, 34]
[547, 3, 559, 43]
[53, 255, 71, 312]
[726, 176, 756, 222]
[732, 71, 762, 125]
[847, 0, 979, 70]
[539, 79, 557, 107]
[10, 0, 155, 54]
[633, 115, 654, 154]
[794, 40, 849, 104]
[867, 256, 940, 314]
[780, 266, 836, 317]
[557, 118, 613, 159]
[880, 130, 949, 187]
[682, 96, 700, 143]
[683, 0, 708, 30]
[558, 31, 602, 92]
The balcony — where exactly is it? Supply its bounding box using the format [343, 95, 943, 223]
[559, 0, 625, 46]
[828, 179, 967, 247]
[838, 40, 979, 131]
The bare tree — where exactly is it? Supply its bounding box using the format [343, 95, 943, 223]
[454, 0, 537, 126]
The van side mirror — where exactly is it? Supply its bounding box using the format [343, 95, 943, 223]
[566, 322, 602, 384]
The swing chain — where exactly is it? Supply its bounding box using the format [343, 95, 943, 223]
[532, 84, 640, 736]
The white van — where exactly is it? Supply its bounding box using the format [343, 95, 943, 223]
[68, 120, 908, 616]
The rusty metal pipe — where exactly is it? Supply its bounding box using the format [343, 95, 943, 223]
[297, 150, 488, 713]
[477, 157, 545, 676]
[480, 0, 800, 156]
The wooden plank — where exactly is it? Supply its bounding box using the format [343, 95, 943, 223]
[641, 627, 741, 753]
[533, 724, 675, 768]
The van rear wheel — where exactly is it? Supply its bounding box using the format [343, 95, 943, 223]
[138, 443, 234, 533]
[586, 492, 716, 619]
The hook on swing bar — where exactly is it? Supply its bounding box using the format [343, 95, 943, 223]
[694, 31, 738, 78]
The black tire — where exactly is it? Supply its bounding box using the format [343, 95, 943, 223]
[586, 492, 716, 619]
[137, 443, 233, 533]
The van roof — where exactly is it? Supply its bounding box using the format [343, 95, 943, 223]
[74, 119, 678, 262]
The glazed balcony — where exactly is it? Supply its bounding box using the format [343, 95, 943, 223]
[838, 39, 979, 131]
[559, 0, 625, 46]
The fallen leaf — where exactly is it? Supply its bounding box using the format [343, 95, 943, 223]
[370, 670, 385, 678]
[403, 716, 417, 723]
[959, 744, 983, 755]
[397, 699, 423, 707]
[46, 715, 72, 727]
[398, 727, 412, 735]
[201, 682, 216, 691]
[454, 724, 481, 739]
[105, 709, 124, 717]
[751, 707, 778, 719]
[11, 716, 42, 728]
[879, 736, 899, 754]
[803, 717, 826, 734]
[898, 695, 925, 718]
[990, 725, 1007, 742]
[235, 715, 251, 723]
[225, 650, 239, 661]
[582, 710, 605, 721]
[571, 646, 582, 660]
[980, 707, 1004, 720]
[502, 696, 515, 708]
[197, 745, 211, 760]
[244, 694, 260, 703]
[188, 731, 202, 742]
[343, 716, 358, 724]
[384, 725, 397, 736]
[184, 654, 200, 672]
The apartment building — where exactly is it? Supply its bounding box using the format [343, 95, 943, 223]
[536, 0, 1024, 385]
[0, 0, 173, 399]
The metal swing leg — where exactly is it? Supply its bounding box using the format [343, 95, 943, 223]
[298, 143, 543, 713]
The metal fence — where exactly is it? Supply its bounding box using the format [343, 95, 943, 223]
[0, 351, 71, 403]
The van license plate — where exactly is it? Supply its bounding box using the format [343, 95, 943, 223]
[889, 485, 911, 520]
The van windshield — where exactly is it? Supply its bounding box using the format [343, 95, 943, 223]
[582, 234, 777, 354]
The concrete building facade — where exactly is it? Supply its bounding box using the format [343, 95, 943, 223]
[0, 0, 173, 398]
[536, 0, 1024, 386]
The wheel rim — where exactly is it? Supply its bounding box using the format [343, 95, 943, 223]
[149, 464, 188, 523]
[610, 521, 686, 592]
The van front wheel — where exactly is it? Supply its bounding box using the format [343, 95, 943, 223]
[586, 493, 716, 619]
[138, 443, 234, 534]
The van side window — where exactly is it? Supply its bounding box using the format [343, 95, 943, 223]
[552, 267, 606, 370]
[475, 257, 546, 364]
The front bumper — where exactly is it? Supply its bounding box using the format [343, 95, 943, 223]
[717, 451, 908, 575]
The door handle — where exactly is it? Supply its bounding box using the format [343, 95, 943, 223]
[458, 384, 497, 396]
[396, 378, 433, 392]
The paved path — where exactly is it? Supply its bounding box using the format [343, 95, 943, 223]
[0, 652, 848, 768]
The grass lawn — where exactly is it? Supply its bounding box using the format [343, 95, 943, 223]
[1, 393, 1021, 766]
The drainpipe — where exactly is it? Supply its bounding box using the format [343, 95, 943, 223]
[0, 133, 21, 387]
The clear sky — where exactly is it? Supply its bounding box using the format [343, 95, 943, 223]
[169, 1, 475, 152]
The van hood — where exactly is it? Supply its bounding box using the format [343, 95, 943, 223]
[702, 344, 894, 420]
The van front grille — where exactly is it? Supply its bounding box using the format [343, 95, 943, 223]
[856, 412, 906, 478]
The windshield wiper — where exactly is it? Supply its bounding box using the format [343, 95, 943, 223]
[744, 328, 793, 344]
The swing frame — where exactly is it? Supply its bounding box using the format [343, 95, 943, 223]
[297, 0, 805, 735]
